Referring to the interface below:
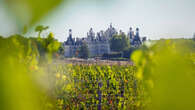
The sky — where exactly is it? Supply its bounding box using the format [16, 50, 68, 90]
[0, 0, 195, 42]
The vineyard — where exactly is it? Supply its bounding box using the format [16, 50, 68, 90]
[49, 64, 144, 110]
[1, 0, 195, 110]
[0, 35, 195, 110]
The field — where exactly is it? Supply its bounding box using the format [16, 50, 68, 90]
[1, 35, 195, 110]
[1, 1, 195, 110]
[54, 58, 133, 66]
[48, 63, 144, 110]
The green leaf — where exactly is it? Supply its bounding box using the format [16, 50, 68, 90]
[2, 0, 65, 28]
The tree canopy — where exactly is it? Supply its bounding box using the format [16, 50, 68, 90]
[110, 34, 130, 52]
[79, 42, 89, 59]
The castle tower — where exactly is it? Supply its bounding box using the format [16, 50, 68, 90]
[87, 28, 95, 40]
[66, 29, 74, 45]
[135, 28, 139, 38]
[132, 27, 142, 46]
[129, 27, 134, 39]
[105, 23, 117, 38]
[69, 29, 72, 38]
[110, 23, 112, 29]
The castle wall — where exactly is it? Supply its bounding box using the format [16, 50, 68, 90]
[63, 25, 143, 58]
[64, 42, 110, 58]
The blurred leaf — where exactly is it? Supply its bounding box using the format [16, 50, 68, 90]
[2, 0, 65, 27]
[132, 39, 195, 110]
[0, 36, 42, 110]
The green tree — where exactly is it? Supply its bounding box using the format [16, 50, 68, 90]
[0, 36, 3, 40]
[79, 42, 89, 59]
[35, 25, 49, 37]
[110, 34, 130, 52]
[193, 33, 195, 41]
[43, 32, 60, 55]
[31, 32, 60, 62]
[58, 44, 65, 55]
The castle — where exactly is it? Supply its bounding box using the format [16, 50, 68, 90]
[63, 24, 145, 57]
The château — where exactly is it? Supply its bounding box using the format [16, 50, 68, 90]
[63, 24, 146, 57]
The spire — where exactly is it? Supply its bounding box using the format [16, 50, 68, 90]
[69, 29, 72, 38]
[136, 28, 139, 36]
[90, 27, 93, 31]
[135, 27, 142, 44]
[130, 27, 132, 31]
[136, 28, 139, 32]
[110, 23, 112, 28]
[129, 27, 134, 39]
[88, 27, 95, 40]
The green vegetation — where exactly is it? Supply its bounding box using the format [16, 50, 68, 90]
[1, 31, 195, 110]
[132, 39, 195, 110]
[1, 0, 195, 110]
[0, 29, 61, 110]
[2, 0, 65, 28]
[123, 47, 138, 59]
[79, 42, 89, 59]
[52, 64, 143, 110]
[110, 34, 130, 52]
[0, 35, 43, 110]
[35, 25, 49, 37]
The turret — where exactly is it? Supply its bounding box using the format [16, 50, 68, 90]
[110, 23, 112, 28]
[129, 27, 134, 39]
[135, 28, 139, 37]
[133, 27, 142, 46]
[69, 29, 72, 38]
[65, 29, 74, 45]
[87, 28, 95, 40]
[130, 27, 132, 31]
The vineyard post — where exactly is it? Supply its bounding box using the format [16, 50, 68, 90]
[121, 80, 125, 109]
[98, 81, 102, 110]
[107, 80, 111, 109]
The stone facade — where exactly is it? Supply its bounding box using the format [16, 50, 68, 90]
[63, 25, 115, 57]
[63, 24, 146, 57]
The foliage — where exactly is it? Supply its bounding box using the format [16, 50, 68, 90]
[110, 34, 130, 52]
[30, 32, 60, 61]
[1, 31, 195, 110]
[79, 42, 89, 59]
[1, 1, 195, 110]
[35, 25, 49, 37]
[0, 33, 62, 110]
[0, 35, 47, 110]
[44, 32, 60, 53]
[131, 39, 195, 110]
[2, 0, 65, 28]
[50, 64, 144, 110]
[123, 47, 137, 59]
[0, 1, 64, 108]
[58, 43, 65, 56]
[193, 33, 195, 41]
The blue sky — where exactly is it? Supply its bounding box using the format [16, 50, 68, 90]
[0, 0, 195, 41]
